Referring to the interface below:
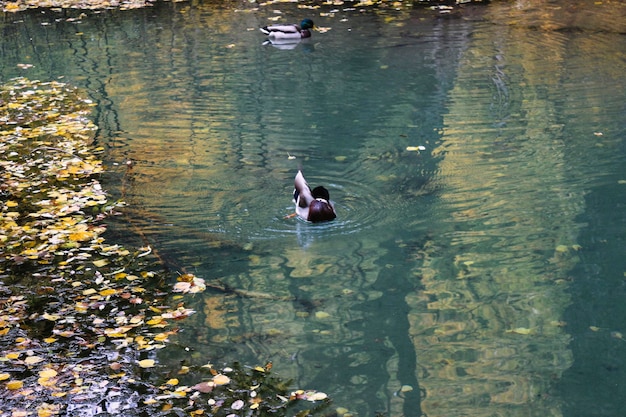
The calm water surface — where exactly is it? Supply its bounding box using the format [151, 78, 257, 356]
[2, 1, 626, 415]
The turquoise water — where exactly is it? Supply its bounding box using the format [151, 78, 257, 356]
[2, 1, 626, 415]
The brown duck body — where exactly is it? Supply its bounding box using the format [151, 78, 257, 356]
[293, 170, 336, 222]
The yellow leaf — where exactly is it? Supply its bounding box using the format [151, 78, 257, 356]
[6, 352, 21, 359]
[0, 373, 10, 381]
[39, 368, 58, 379]
[37, 408, 53, 417]
[42, 313, 61, 321]
[99, 288, 117, 297]
[6, 379, 24, 390]
[166, 378, 179, 386]
[92, 259, 109, 267]
[147, 317, 165, 326]
[507, 327, 532, 335]
[315, 311, 330, 319]
[138, 359, 156, 368]
[25, 355, 44, 365]
[68, 230, 94, 242]
[154, 333, 169, 342]
[177, 274, 195, 283]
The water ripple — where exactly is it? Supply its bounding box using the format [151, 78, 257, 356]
[256, 175, 388, 241]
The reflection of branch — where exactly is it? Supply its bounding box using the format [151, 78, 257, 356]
[207, 280, 294, 302]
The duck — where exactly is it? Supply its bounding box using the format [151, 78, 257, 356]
[260, 19, 315, 41]
[293, 170, 337, 222]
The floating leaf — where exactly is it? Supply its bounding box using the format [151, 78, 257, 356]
[39, 368, 58, 379]
[92, 259, 109, 267]
[230, 399, 244, 410]
[68, 230, 94, 242]
[138, 359, 156, 368]
[212, 374, 231, 385]
[6, 379, 24, 390]
[192, 381, 214, 393]
[306, 391, 328, 401]
[406, 145, 426, 152]
[42, 313, 61, 321]
[24, 355, 44, 365]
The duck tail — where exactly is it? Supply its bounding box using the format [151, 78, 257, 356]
[294, 170, 312, 208]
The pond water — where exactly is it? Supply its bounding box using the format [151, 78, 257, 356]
[2, 1, 626, 415]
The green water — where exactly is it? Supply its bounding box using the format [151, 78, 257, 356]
[2, 1, 626, 416]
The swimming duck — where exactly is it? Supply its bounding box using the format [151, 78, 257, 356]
[293, 170, 336, 222]
[260, 19, 315, 41]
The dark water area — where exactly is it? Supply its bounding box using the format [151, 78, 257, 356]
[2, 1, 626, 415]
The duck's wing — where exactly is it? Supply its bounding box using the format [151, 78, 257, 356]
[260, 24, 299, 35]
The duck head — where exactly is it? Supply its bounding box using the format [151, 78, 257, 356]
[300, 19, 315, 30]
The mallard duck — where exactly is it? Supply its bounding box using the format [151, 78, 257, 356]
[293, 170, 336, 222]
[260, 19, 315, 41]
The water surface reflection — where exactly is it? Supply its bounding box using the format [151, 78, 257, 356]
[2, 1, 626, 416]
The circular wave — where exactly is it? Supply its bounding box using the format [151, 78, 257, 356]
[253, 175, 389, 241]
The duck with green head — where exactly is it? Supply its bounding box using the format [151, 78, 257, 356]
[260, 19, 315, 41]
[293, 170, 336, 223]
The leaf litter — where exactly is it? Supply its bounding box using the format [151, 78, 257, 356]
[0, 78, 330, 416]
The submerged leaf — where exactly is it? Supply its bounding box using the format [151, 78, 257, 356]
[506, 327, 533, 335]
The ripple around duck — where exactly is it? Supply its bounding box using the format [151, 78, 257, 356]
[254, 176, 389, 241]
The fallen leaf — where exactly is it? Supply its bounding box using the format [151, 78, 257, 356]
[212, 374, 230, 385]
[138, 359, 156, 368]
[6, 379, 24, 390]
[25, 355, 44, 365]
[507, 327, 532, 335]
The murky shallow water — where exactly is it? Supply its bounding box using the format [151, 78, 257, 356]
[2, 1, 626, 415]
